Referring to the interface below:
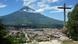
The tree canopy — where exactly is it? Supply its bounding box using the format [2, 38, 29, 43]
[67, 4, 78, 41]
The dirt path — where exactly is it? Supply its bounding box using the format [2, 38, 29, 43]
[39, 39, 62, 44]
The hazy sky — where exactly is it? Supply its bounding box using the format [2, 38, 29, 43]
[0, 0, 77, 20]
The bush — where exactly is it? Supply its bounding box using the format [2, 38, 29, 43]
[0, 19, 12, 44]
[67, 4, 78, 41]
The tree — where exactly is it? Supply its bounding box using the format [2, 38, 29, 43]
[67, 4, 78, 41]
[0, 19, 12, 44]
[0, 19, 27, 44]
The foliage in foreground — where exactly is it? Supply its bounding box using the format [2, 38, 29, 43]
[67, 4, 78, 41]
[0, 19, 12, 44]
[0, 19, 27, 44]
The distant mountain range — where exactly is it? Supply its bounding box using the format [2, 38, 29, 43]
[1, 6, 64, 28]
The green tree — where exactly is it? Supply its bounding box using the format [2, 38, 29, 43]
[67, 4, 78, 41]
[0, 19, 12, 44]
[0, 19, 20, 44]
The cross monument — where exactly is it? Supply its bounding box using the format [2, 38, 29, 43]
[58, 3, 71, 27]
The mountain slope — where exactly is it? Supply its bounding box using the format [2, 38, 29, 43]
[1, 6, 63, 28]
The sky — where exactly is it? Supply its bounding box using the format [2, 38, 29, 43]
[0, 0, 77, 21]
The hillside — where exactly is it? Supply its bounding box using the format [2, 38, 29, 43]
[1, 6, 63, 28]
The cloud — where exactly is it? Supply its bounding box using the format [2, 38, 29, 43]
[35, 5, 73, 13]
[35, 8, 45, 13]
[0, 3, 7, 8]
[48, 0, 60, 2]
[49, 5, 73, 14]
[22, 0, 37, 6]
[35, 4, 62, 13]
[22, 0, 61, 6]
[21, 0, 63, 12]
[22, 0, 72, 13]
[49, 6, 63, 12]
[34, 4, 49, 13]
